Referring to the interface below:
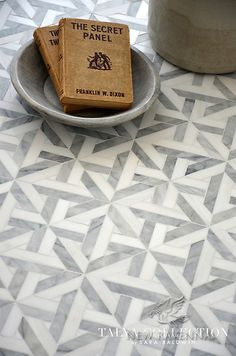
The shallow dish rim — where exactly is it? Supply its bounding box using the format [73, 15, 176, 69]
[10, 39, 160, 127]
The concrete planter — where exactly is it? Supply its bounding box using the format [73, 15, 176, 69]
[148, 0, 236, 73]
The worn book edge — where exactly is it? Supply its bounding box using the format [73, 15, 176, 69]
[34, 27, 60, 96]
[58, 19, 65, 100]
[34, 26, 85, 113]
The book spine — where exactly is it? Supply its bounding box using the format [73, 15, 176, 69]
[33, 29, 61, 96]
[58, 19, 66, 101]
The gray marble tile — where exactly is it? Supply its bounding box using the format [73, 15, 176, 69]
[0, 142, 16, 151]
[2, 256, 63, 275]
[34, 185, 91, 203]
[207, 229, 236, 262]
[57, 333, 101, 353]
[0, 349, 28, 356]
[173, 122, 188, 141]
[39, 151, 73, 163]
[93, 137, 131, 153]
[211, 267, 236, 281]
[183, 240, 204, 285]
[182, 98, 195, 119]
[212, 207, 236, 224]
[108, 242, 142, 255]
[159, 92, 178, 111]
[70, 134, 86, 157]
[222, 116, 236, 149]
[191, 279, 234, 300]
[174, 89, 225, 104]
[226, 163, 236, 184]
[8, 270, 28, 299]
[187, 304, 210, 330]
[27, 226, 46, 252]
[211, 308, 236, 324]
[177, 195, 206, 225]
[132, 142, 158, 169]
[160, 69, 187, 81]
[108, 151, 130, 189]
[154, 146, 206, 162]
[0, 115, 39, 131]
[82, 172, 109, 202]
[139, 220, 156, 247]
[66, 199, 105, 218]
[204, 100, 236, 116]
[100, 337, 121, 356]
[186, 158, 223, 175]
[0, 227, 28, 242]
[112, 183, 153, 202]
[18, 304, 54, 322]
[86, 252, 133, 273]
[174, 183, 205, 197]
[50, 290, 76, 342]
[1, 1, 236, 356]
[197, 132, 223, 158]
[152, 251, 185, 266]
[82, 216, 105, 258]
[163, 156, 178, 179]
[9, 217, 44, 230]
[81, 277, 111, 314]
[136, 123, 173, 138]
[80, 161, 111, 174]
[0, 302, 13, 332]
[108, 205, 138, 237]
[35, 271, 79, 293]
[41, 196, 58, 224]
[225, 324, 236, 356]
[204, 173, 223, 212]
[193, 123, 224, 135]
[17, 160, 58, 178]
[128, 252, 146, 277]
[51, 227, 84, 242]
[41, 121, 66, 148]
[154, 114, 186, 126]
[155, 264, 183, 297]
[131, 207, 187, 227]
[19, 318, 48, 356]
[53, 239, 82, 273]
[134, 174, 165, 186]
[0, 162, 13, 183]
[214, 77, 236, 101]
[56, 161, 76, 182]
[114, 295, 132, 326]
[105, 280, 166, 303]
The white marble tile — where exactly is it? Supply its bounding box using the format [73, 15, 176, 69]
[1, 1, 236, 355]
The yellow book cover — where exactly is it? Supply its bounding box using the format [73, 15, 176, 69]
[59, 18, 133, 110]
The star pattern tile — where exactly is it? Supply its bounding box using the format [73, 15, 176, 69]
[0, 0, 236, 355]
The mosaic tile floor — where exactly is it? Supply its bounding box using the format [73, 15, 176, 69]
[0, 0, 236, 355]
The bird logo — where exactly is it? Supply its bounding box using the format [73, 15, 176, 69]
[142, 295, 189, 326]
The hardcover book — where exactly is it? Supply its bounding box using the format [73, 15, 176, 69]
[58, 18, 133, 110]
[33, 25, 81, 113]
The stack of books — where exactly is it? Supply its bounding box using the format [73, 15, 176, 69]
[34, 18, 133, 114]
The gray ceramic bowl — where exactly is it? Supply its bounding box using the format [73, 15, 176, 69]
[10, 40, 160, 127]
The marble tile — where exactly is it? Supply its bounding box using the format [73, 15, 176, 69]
[1, 0, 236, 355]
